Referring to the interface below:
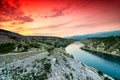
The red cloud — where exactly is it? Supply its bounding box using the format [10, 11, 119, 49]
[0, 0, 33, 23]
[40, 1, 73, 19]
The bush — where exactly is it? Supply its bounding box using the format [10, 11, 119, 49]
[64, 73, 70, 79]
[98, 70, 103, 75]
[104, 77, 111, 80]
[44, 63, 51, 72]
[28, 43, 40, 48]
[0, 43, 15, 54]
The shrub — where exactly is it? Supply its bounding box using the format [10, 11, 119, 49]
[70, 72, 73, 79]
[44, 63, 51, 72]
[0, 43, 15, 54]
[98, 70, 103, 76]
[64, 73, 70, 80]
[23, 45, 29, 52]
[104, 77, 111, 80]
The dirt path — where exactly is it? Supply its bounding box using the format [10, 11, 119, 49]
[0, 51, 46, 63]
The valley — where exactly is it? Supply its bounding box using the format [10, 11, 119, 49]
[0, 29, 114, 80]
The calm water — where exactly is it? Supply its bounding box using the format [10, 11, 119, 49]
[66, 42, 120, 79]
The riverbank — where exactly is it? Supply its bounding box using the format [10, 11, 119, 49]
[66, 43, 120, 79]
[81, 36, 120, 57]
[81, 47, 120, 58]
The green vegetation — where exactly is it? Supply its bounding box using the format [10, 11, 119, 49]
[70, 72, 73, 79]
[81, 63, 85, 67]
[64, 72, 74, 80]
[2, 58, 51, 80]
[29, 36, 74, 48]
[0, 43, 15, 54]
[12, 70, 48, 80]
[82, 36, 120, 56]
[64, 73, 70, 80]
[104, 76, 111, 80]
[86, 76, 94, 80]
[34, 58, 47, 64]
[97, 70, 103, 76]
[46, 46, 54, 52]
[44, 63, 51, 72]
[17, 44, 29, 52]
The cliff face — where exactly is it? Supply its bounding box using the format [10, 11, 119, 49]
[81, 36, 120, 57]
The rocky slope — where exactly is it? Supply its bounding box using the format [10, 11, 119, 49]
[81, 36, 120, 57]
[0, 48, 113, 80]
[0, 29, 114, 80]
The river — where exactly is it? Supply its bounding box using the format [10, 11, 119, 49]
[66, 42, 120, 79]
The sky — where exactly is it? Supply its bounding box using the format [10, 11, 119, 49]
[0, 0, 120, 37]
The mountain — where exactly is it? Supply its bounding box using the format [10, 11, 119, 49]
[81, 36, 120, 57]
[65, 30, 120, 40]
[0, 29, 114, 80]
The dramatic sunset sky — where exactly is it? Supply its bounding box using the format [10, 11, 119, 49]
[0, 0, 120, 37]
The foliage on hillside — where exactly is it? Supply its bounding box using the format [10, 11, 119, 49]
[81, 36, 120, 56]
[0, 43, 16, 54]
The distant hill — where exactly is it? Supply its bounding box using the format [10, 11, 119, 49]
[81, 36, 120, 57]
[0, 29, 73, 45]
[65, 30, 120, 40]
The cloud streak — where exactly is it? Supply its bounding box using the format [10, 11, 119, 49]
[40, 0, 74, 19]
[27, 20, 73, 32]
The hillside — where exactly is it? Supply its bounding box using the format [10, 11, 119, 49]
[65, 30, 120, 40]
[0, 29, 74, 54]
[0, 29, 29, 44]
[81, 36, 120, 57]
[0, 48, 113, 80]
[0, 29, 114, 80]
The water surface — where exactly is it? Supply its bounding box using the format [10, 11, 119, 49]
[66, 42, 120, 79]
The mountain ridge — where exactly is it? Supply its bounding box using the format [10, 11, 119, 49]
[65, 30, 120, 40]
